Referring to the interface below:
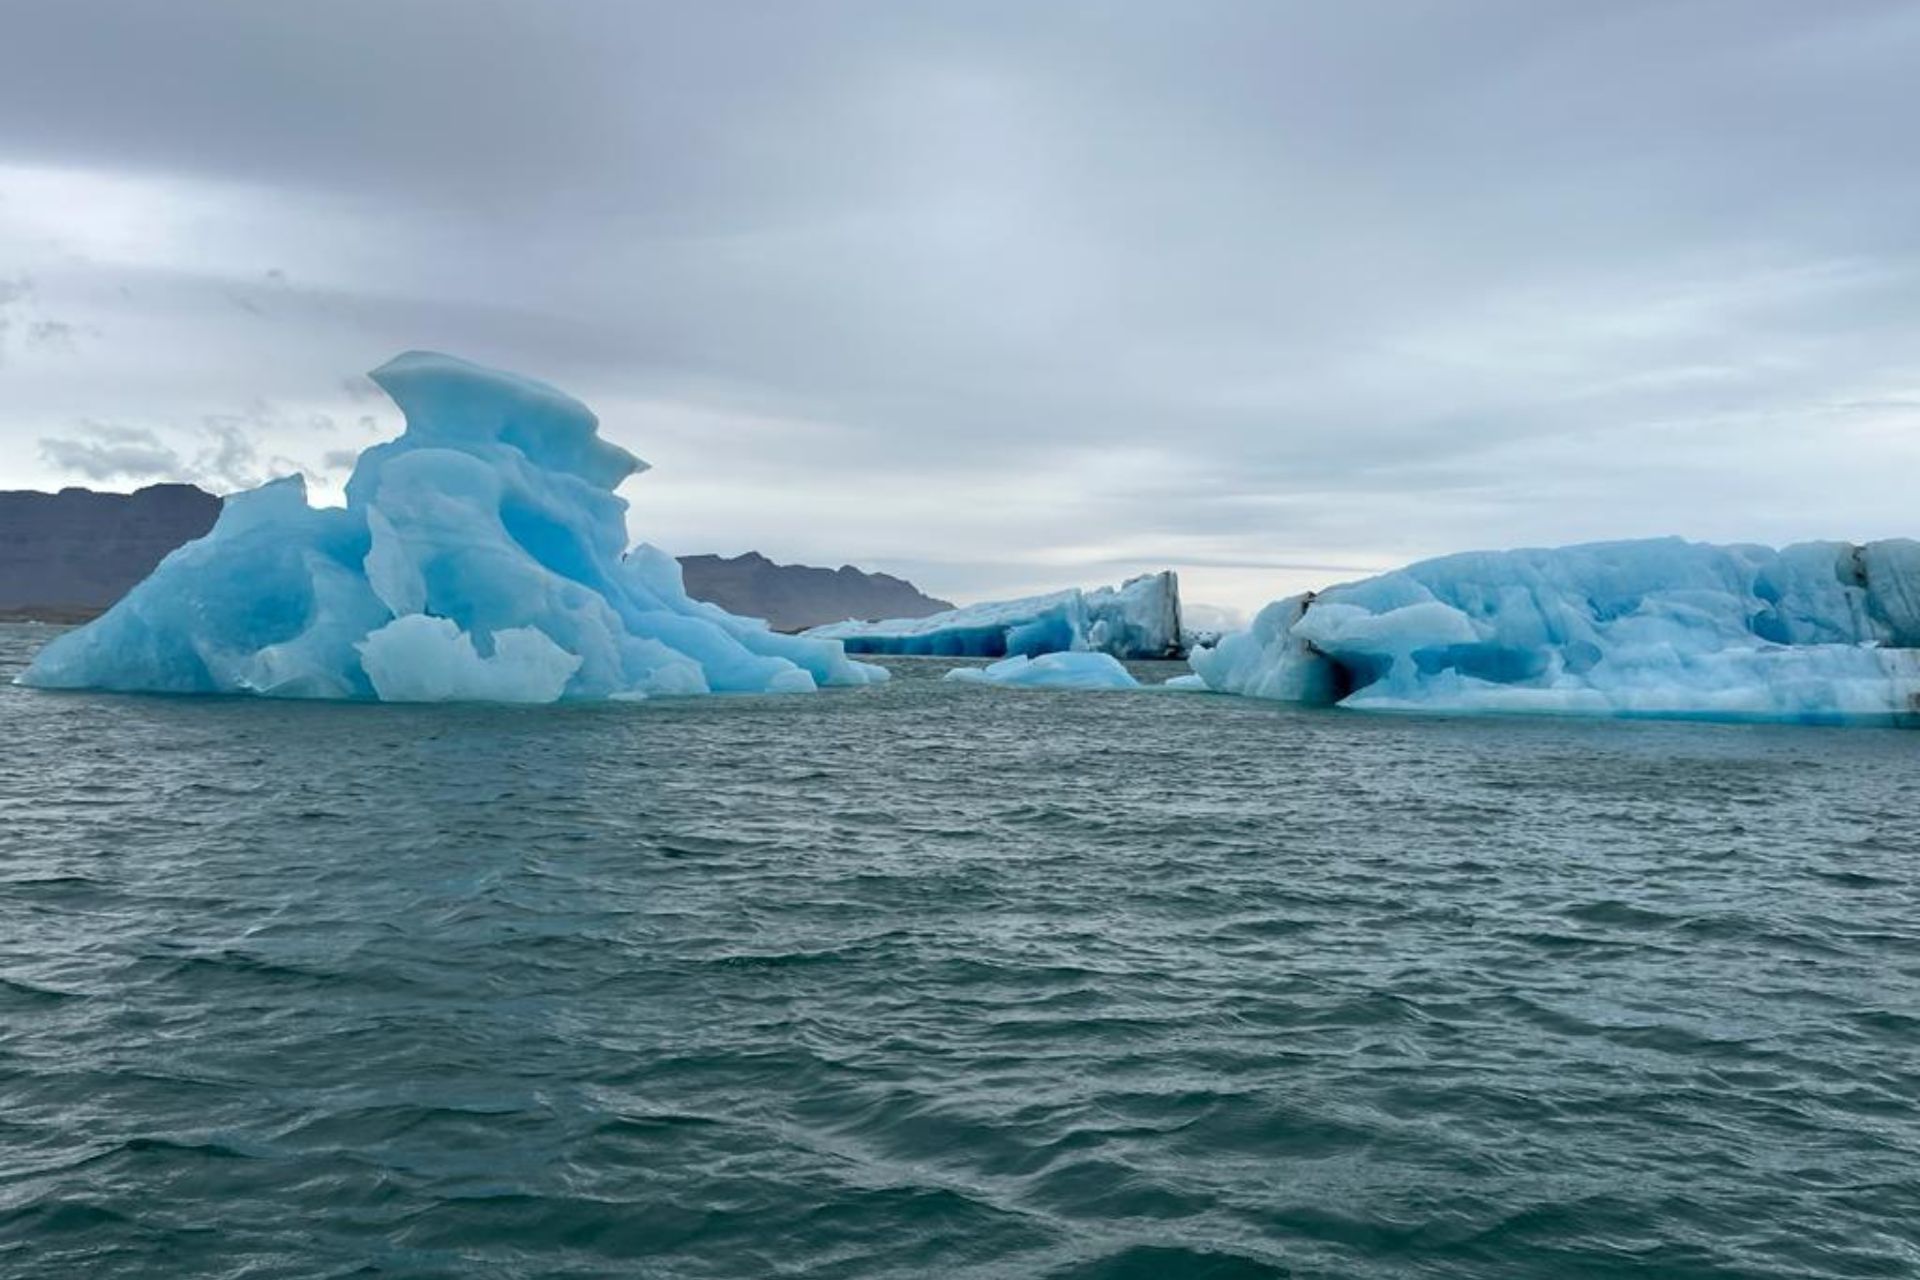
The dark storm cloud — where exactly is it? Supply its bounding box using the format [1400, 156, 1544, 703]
[2, 1, 1917, 609]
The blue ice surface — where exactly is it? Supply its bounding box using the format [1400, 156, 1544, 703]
[807, 572, 1182, 660]
[1190, 538, 1920, 725]
[18, 352, 887, 703]
[943, 652, 1141, 691]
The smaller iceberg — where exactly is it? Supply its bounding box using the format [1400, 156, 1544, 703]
[807, 571, 1182, 659]
[944, 652, 1141, 690]
[1190, 537, 1920, 725]
[19, 352, 887, 703]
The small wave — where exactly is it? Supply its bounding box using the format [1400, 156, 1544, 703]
[1560, 899, 1680, 929]
[1047, 1243, 1289, 1279]
[0, 974, 83, 1003]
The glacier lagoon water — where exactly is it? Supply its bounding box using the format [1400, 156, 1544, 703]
[3, 624, 1917, 1280]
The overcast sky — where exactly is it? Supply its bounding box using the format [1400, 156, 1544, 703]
[2, 1, 1917, 616]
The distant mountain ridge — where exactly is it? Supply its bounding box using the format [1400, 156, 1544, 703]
[677, 551, 953, 632]
[0, 485, 953, 630]
[0, 484, 221, 621]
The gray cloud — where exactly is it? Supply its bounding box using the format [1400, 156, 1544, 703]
[192, 416, 264, 491]
[25, 320, 78, 350]
[38, 413, 317, 494]
[38, 423, 184, 483]
[2, 2, 1917, 611]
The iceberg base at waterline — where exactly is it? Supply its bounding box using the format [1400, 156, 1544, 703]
[1189, 538, 1920, 725]
[17, 352, 887, 703]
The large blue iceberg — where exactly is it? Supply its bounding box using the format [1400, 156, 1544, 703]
[19, 352, 887, 702]
[1190, 538, 1920, 724]
[805, 571, 1182, 659]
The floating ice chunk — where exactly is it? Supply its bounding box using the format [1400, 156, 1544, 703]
[18, 351, 887, 702]
[1189, 537, 1920, 725]
[358, 614, 581, 703]
[1083, 573, 1183, 658]
[944, 652, 1141, 690]
[808, 571, 1181, 659]
[1160, 673, 1209, 691]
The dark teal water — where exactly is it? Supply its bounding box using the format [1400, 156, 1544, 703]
[2, 623, 1917, 1279]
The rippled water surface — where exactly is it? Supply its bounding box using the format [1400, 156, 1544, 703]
[2, 623, 1918, 1279]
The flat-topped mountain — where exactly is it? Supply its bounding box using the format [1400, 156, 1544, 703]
[677, 551, 953, 632]
[0, 484, 222, 621]
[0, 485, 952, 631]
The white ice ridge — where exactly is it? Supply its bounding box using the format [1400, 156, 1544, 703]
[943, 652, 1141, 690]
[806, 571, 1182, 660]
[18, 352, 888, 702]
[1189, 538, 1920, 725]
